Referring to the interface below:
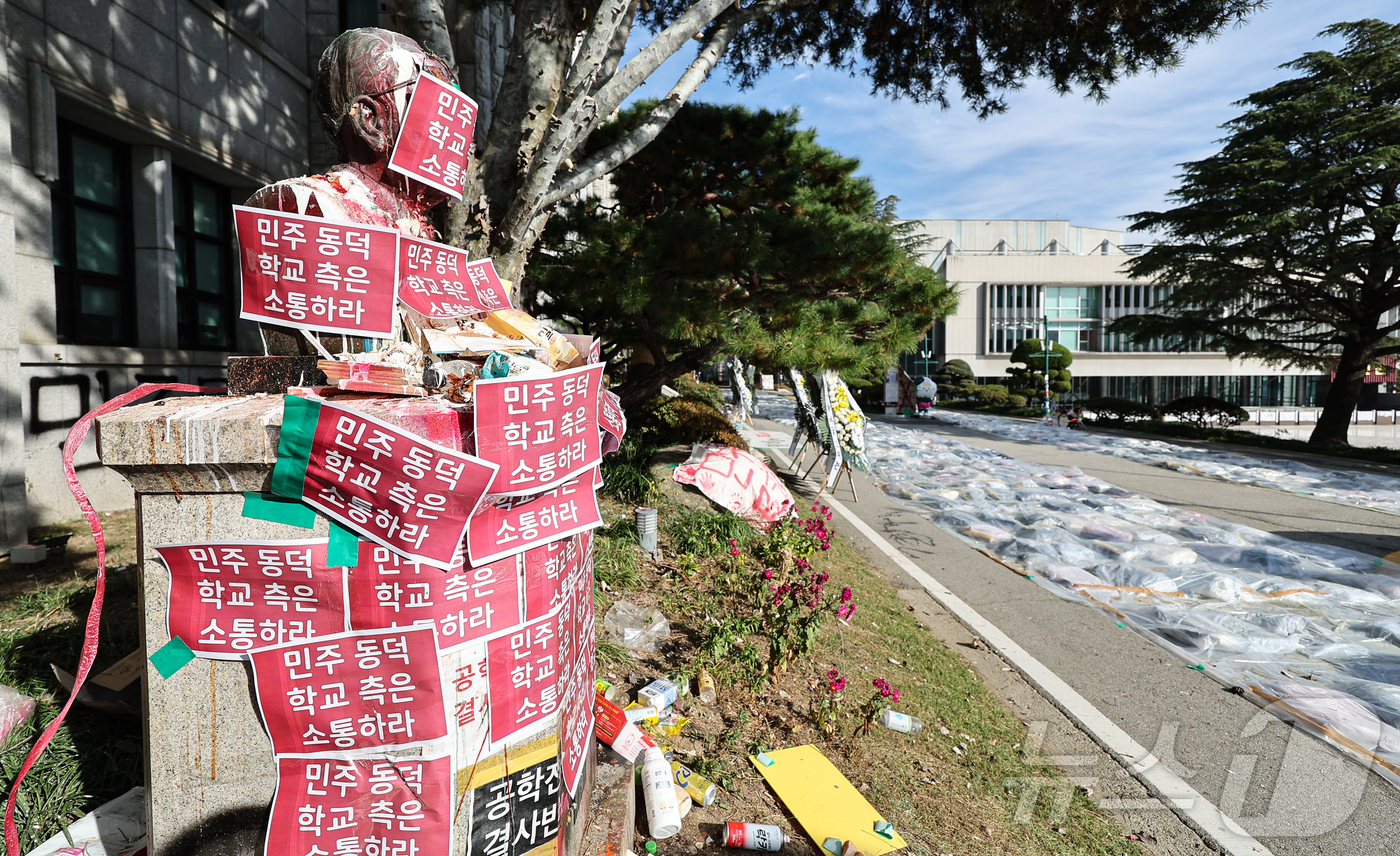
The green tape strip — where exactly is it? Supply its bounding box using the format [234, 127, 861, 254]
[241, 491, 317, 529]
[328, 521, 362, 568]
[150, 636, 196, 679]
[271, 394, 320, 499]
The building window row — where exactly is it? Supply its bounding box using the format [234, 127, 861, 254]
[51, 122, 234, 349]
[987, 283, 1199, 354]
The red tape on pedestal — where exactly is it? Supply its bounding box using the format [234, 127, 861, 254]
[5, 383, 225, 854]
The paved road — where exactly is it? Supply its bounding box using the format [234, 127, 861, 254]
[761, 412, 1400, 856]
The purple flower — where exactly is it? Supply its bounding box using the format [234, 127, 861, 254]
[840, 586, 853, 604]
[829, 677, 846, 693]
[828, 668, 840, 680]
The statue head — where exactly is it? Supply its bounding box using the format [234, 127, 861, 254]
[314, 28, 457, 177]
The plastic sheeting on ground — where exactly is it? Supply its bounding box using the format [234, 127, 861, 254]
[751, 391, 1400, 788]
[673, 443, 796, 526]
[921, 408, 1400, 518]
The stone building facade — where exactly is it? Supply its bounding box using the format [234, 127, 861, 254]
[0, 0, 513, 551]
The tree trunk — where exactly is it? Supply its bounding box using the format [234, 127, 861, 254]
[613, 342, 723, 407]
[1311, 341, 1371, 447]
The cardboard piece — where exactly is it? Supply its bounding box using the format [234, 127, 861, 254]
[51, 650, 144, 718]
[749, 745, 907, 855]
[25, 785, 146, 856]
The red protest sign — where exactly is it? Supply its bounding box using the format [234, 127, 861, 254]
[599, 389, 626, 455]
[155, 540, 348, 659]
[387, 72, 477, 200]
[249, 625, 448, 755]
[466, 473, 603, 566]
[522, 536, 578, 622]
[234, 206, 399, 337]
[267, 753, 452, 856]
[559, 637, 596, 798]
[487, 614, 559, 745]
[398, 238, 512, 319]
[347, 542, 523, 651]
[287, 398, 499, 571]
[474, 363, 604, 497]
[568, 548, 596, 674]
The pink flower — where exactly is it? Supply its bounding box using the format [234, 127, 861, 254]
[730, 548, 740, 557]
[891, 689, 901, 703]
[840, 586, 853, 604]
[829, 677, 846, 693]
[763, 570, 774, 579]
[828, 668, 840, 680]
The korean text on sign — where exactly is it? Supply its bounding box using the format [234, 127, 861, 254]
[233, 206, 399, 337]
[156, 540, 348, 660]
[444, 645, 492, 766]
[559, 634, 595, 798]
[522, 537, 578, 622]
[387, 72, 478, 200]
[468, 758, 561, 856]
[487, 614, 558, 745]
[467, 473, 603, 566]
[347, 543, 522, 651]
[291, 398, 499, 571]
[267, 753, 452, 856]
[249, 626, 448, 756]
[398, 237, 511, 319]
[474, 363, 605, 497]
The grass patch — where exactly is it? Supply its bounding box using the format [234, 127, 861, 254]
[0, 509, 144, 851]
[662, 506, 760, 558]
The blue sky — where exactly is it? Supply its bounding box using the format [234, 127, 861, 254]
[625, 2, 1393, 238]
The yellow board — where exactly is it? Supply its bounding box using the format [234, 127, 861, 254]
[750, 745, 907, 855]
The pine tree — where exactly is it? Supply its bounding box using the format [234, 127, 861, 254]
[529, 102, 956, 405]
[1112, 19, 1400, 447]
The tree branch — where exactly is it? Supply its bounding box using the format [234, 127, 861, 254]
[542, 1, 784, 207]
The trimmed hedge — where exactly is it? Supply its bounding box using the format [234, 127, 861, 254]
[1161, 395, 1250, 428]
[1081, 396, 1159, 423]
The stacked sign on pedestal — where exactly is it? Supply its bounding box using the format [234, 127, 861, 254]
[153, 373, 617, 854]
[163, 37, 631, 852]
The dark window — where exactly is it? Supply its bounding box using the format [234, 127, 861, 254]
[52, 122, 134, 345]
[174, 169, 235, 350]
[340, 0, 378, 30]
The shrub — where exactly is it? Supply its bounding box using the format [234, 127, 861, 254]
[670, 375, 725, 410]
[631, 397, 750, 451]
[1008, 394, 1027, 408]
[969, 384, 1010, 406]
[1161, 395, 1250, 428]
[1080, 396, 1159, 423]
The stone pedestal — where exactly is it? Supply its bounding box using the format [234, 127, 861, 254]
[99, 393, 591, 855]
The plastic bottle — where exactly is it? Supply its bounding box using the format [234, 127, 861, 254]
[697, 670, 717, 704]
[640, 746, 683, 839]
[878, 708, 923, 734]
[724, 822, 789, 851]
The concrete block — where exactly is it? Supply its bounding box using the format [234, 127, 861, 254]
[7, 0, 42, 21]
[46, 0, 113, 55]
[5, 7, 47, 68]
[114, 65, 180, 129]
[263, 105, 301, 159]
[179, 101, 233, 159]
[10, 170, 53, 261]
[225, 81, 264, 135]
[177, 48, 227, 108]
[261, 1, 307, 75]
[177, 6, 228, 68]
[112, 4, 179, 86]
[112, 0, 177, 34]
[228, 126, 268, 177]
[47, 28, 117, 98]
[9, 544, 46, 563]
[228, 38, 265, 95]
[305, 11, 339, 39]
